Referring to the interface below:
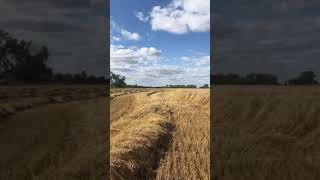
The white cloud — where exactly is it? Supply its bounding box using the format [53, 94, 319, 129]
[120, 29, 141, 41]
[111, 20, 142, 41]
[110, 44, 162, 70]
[150, 0, 210, 34]
[135, 11, 149, 22]
[136, 64, 209, 87]
[197, 56, 210, 66]
[178, 55, 210, 66]
[111, 36, 121, 42]
[111, 48, 210, 87]
[145, 65, 184, 76]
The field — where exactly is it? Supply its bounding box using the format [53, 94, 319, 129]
[0, 85, 107, 180]
[0, 85, 107, 119]
[3, 85, 317, 179]
[213, 86, 320, 180]
[110, 88, 210, 179]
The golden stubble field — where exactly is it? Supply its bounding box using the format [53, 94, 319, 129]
[110, 88, 210, 179]
[0, 85, 107, 180]
[213, 86, 320, 180]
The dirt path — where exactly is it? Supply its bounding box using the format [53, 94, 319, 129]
[0, 98, 107, 180]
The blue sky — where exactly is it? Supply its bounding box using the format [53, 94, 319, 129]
[110, 0, 210, 87]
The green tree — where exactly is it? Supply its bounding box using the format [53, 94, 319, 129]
[14, 45, 52, 82]
[110, 72, 126, 87]
[287, 71, 318, 85]
[201, 84, 209, 88]
[0, 30, 16, 78]
[0, 30, 53, 83]
[298, 71, 317, 84]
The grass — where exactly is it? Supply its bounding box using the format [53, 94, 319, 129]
[0, 85, 107, 180]
[110, 88, 210, 179]
[212, 86, 320, 180]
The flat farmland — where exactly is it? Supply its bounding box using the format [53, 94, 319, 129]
[0, 85, 107, 180]
[213, 86, 320, 180]
[0, 85, 107, 119]
[110, 88, 210, 179]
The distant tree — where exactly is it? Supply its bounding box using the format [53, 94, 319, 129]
[286, 71, 318, 85]
[80, 70, 87, 81]
[14, 46, 53, 82]
[187, 85, 197, 88]
[52, 71, 106, 84]
[0, 30, 108, 85]
[96, 76, 107, 84]
[211, 73, 278, 85]
[0, 30, 53, 83]
[200, 84, 209, 88]
[212, 73, 244, 84]
[72, 73, 83, 83]
[0, 30, 13, 76]
[54, 73, 73, 83]
[245, 73, 278, 85]
[87, 75, 97, 83]
[126, 84, 145, 88]
[165, 84, 197, 88]
[110, 72, 126, 87]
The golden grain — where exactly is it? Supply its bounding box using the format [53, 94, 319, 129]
[111, 89, 210, 179]
[213, 86, 320, 180]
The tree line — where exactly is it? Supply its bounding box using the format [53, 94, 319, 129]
[0, 30, 106, 84]
[164, 84, 209, 88]
[211, 73, 279, 85]
[110, 70, 319, 88]
[211, 71, 319, 85]
[52, 71, 106, 84]
[110, 71, 209, 88]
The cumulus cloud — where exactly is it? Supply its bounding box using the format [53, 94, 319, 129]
[150, 65, 184, 76]
[120, 29, 141, 41]
[111, 47, 210, 87]
[111, 20, 141, 41]
[150, 0, 210, 34]
[110, 44, 162, 69]
[142, 64, 209, 86]
[111, 36, 121, 42]
[178, 55, 210, 66]
[135, 11, 149, 22]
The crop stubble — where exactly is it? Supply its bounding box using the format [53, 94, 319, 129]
[110, 89, 210, 179]
[213, 86, 320, 180]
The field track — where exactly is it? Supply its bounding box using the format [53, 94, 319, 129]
[110, 89, 210, 179]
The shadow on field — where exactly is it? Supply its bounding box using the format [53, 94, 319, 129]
[0, 97, 107, 180]
[213, 86, 320, 180]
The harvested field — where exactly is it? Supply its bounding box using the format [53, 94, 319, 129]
[213, 86, 320, 180]
[110, 88, 210, 179]
[0, 85, 106, 120]
[110, 88, 151, 99]
[0, 85, 107, 180]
